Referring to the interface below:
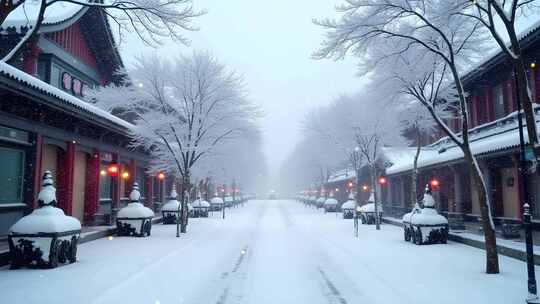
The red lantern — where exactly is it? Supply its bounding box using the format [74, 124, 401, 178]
[157, 172, 166, 181]
[378, 176, 387, 185]
[107, 164, 119, 176]
[430, 179, 440, 188]
[348, 181, 354, 188]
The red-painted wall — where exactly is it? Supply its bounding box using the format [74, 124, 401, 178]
[45, 22, 98, 70]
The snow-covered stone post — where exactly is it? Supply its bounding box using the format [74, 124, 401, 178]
[161, 185, 180, 224]
[403, 185, 448, 245]
[116, 182, 154, 237]
[8, 171, 82, 269]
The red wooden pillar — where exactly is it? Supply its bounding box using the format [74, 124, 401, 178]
[84, 150, 100, 224]
[32, 134, 43, 209]
[112, 153, 120, 210]
[57, 142, 75, 215]
[129, 159, 136, 189]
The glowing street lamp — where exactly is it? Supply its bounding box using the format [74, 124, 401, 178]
[157, 172, 166, 181]
[430, 178, 440, 189]
[378, 176, 387, 185]
[121, 171, 130, 180]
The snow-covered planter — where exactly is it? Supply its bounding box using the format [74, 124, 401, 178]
[324, 196, 338, 212]
[116, 183, 155, 237]
[192, 199, 210, 217]
[340, 193, 356, 219]
[161, 187, 180, 224]
[224, 196, 233, 208]
[359, 193, 383, 225]
[403, 190, 448, 245]
[210, 197, 224, 211]
[8, 171, 81, 269]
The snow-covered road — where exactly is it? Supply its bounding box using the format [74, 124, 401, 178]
[1, 200, 537, 304]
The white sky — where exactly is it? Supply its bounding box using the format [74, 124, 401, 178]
[119, 0, 365, 180]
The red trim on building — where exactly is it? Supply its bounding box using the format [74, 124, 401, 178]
[57, 142, 75, 215]
[112, 153, 120, 210]
[23, 46, 41, 75]
[46, 22, 98, 70]
[84, 150, 100, 224]
[486, 87, 494, 122]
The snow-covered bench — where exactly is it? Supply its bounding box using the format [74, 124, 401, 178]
[8, 171, 81, 269]
[116, 183, 154, 237]
[403, 188, 448, 245]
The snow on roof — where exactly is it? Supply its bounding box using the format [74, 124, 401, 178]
[384, 107, 540, 175]
[0, 61, 134, 131]
[328, 168, 355, 183]
[461, 16, 540, 83]
[0, 1, 87, 33]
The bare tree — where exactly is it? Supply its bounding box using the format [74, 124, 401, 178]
[0, 0, 204, 62]
[458, 0, 539, 160]
[89, 52, 259, 235]
[314, 0, 500, 273]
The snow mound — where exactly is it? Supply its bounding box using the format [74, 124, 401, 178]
[359, 202, 383, 213]
[10, 206, 81, 234]
[410, 208, 448, 226]
[324, 198, 338, 206]
[161, 199, 180, 212]
[316, 197, 325, 204]
[117, 203, 154, 218]
[341, 200, 356, 210]
[211, 197, 224, 205]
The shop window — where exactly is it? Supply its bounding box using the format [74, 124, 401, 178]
[493, 84, 505, 119]
[0, 147, 25, 204]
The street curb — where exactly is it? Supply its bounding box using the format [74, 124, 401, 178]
[0, 216, 163, 267]
[381, 217, 540, 266]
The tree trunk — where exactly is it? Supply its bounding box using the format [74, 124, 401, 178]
[513, 58, 538, 154]
[465, 150, 499, 274]
[370, 165, 381, 230]
[180, 174, 190, 234]
[412, 129, 421, 208]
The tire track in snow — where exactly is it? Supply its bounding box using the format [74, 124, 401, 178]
[215, 204, 267, 304]
[318, 267, 348, 304]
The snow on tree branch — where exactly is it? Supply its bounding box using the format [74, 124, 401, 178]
[0, 0, 204, 62]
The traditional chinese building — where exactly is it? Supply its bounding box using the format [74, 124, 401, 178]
[379, 21, 540, 226]
[0, 4, 166, 239]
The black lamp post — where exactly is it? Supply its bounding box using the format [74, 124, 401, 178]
[516, 64, 538, 303]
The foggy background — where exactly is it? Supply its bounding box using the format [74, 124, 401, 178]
[118, 0, 367, 190]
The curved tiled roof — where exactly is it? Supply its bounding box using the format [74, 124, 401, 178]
[0, 61, 134, 131]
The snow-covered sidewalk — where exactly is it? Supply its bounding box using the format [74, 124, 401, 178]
[0, 200, 537, 304]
